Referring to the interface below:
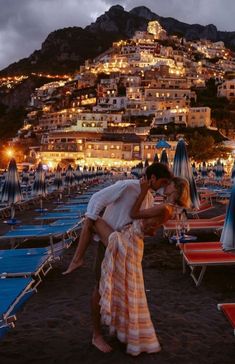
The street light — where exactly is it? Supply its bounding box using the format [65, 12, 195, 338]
[5, 148, 14, 158]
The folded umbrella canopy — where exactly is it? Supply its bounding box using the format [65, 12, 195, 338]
[221, 184, 235, 253]
[1, 158, 22, 220]
[65, 165, 75, 194]
[160, 149, 169, 165]
[33, 163, 47, 211]
[54, 165, 63, 190]
[231, 161, 235, 184]
[173, 139, 200, 209]
[153, 153, 159, 163]
[214, 159, 223, 181]
[201, 161, 208, 179]
[192, 163, 198, 178]
[75, 165, 82, 185]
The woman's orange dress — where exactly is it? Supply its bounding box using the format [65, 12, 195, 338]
[99, 220, 161, 356]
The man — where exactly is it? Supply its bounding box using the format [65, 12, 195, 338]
[63, 163, 173, 352]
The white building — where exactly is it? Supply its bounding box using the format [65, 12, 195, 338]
[94, 96, 127, 111]
[187, 107, 211, 128]
[217, 79, 235, 100]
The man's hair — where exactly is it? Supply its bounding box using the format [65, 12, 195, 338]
[145, 162, 173, 180]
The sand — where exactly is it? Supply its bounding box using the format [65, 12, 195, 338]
[0, 198, 235, 364]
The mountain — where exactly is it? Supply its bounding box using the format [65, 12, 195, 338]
[1, 4, 235, 76]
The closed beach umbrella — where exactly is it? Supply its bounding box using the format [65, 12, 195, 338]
[173, 139, 200, 209]
[221, 184, 235, 253]
[33, 163, 47, 197]
[201, 161, 207, 179]
[75, 165, 82, 184]
[65, 165, 75, 186]
[153, 153, 159, 163]
[1, 158, 22, 220]
[192, 163, 198, 178]
[144, 159, 149, 168]
[160, 149, 169, 165]
[215, 159, 223, 181]
[231, 161, 235, 184]
[33, 163, 47, 211]
[54, 165, 63, 190]
[65, 165, 75, 194]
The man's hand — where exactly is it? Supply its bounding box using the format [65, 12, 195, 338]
[140, 177, 150, 195]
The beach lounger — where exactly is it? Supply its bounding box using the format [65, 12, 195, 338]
[178, 241, 222, 252]
[189, 202, 215, 218]
[217, 303, 235, 335]
[35, 212, 82, 220]
[163, 220, 224, 238]
[54, 204, 87, 212]
[0, 254, 52, 284]
[181, 250, 235, 286]
[0, 223, 81, 256]
[0, 277, 35, 328]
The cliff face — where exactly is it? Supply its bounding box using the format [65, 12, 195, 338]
[1, 5, 235, 76]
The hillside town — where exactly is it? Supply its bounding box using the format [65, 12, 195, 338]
[2, 20, 235, 171]
[1, 4, 235, 362]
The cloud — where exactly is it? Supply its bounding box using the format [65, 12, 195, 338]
[122, 0, 235, 30]
[0, 0, 234, 71]
[0, 0, 108, 70]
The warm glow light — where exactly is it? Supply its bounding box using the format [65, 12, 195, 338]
[5, 148, 14, 158]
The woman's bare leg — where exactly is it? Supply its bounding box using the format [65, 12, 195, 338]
[63, 217, 113, 275]
[93, 217, 114, 247]
[62, 217, 94, 275]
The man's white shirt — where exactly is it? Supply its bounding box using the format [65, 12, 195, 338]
[86, 180, 154, 240]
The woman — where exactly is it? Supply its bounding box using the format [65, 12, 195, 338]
[92, 176, 190, 356]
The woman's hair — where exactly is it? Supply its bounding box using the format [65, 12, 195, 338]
[172, 177, 191, 208]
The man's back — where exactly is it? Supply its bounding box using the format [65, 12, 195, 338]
[86, 179, 154, 231]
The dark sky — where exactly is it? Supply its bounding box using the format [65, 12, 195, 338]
[0, 0, 234, 71]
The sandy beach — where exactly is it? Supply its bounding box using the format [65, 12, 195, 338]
[0, 199, 235, 364]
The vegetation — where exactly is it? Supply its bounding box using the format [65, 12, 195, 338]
[0, 106, 27, 139]
[194, 78, 235, 135]
[186, 132, 229, 162]
[150, 124, 228, 162]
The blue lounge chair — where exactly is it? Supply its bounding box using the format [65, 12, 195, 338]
[0, 277, 35, 328]
[35, 212, 82, 220]
[1, 222, 82, 256]
[0, 254, 52, 282]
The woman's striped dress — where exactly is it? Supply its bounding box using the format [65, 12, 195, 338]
[99, 221, 161, 356]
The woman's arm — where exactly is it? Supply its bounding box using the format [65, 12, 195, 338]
[131, 202, 168, 219]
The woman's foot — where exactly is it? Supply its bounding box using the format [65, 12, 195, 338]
[62, 258, 84, 275]
[92, 335, 112, 353]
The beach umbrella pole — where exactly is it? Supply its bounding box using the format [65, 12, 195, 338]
[10, 204, 15, 221]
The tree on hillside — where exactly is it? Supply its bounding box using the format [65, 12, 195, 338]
[187, 132, 228, 162]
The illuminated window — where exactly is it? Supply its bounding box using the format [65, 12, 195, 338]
[104, 145, 108, 150]
[134, 146, 139, 152]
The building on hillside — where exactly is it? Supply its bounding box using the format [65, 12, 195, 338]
[187, 107, 212, 127]
[152, 108, 187, 127]
[217, 79, 235, 100]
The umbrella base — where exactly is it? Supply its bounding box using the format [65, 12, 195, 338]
[169, 234, 197, 244]
[35, 208, 48, 213]
[3, 219, 21, 226]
